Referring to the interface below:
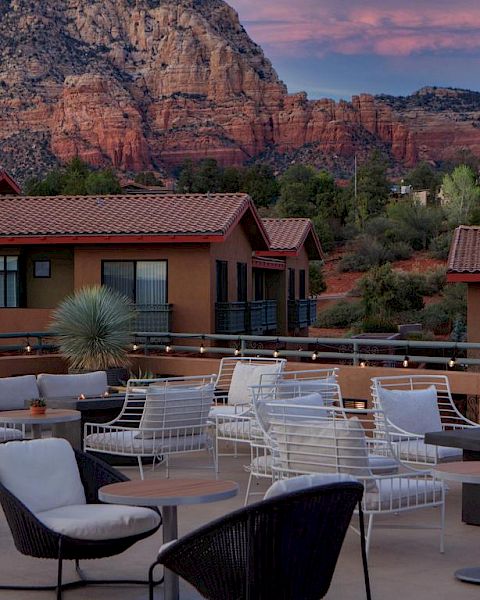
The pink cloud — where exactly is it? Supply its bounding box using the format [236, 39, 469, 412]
[228, 0, 480, 57]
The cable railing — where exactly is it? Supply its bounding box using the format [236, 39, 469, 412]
[2, 330, 480, 369]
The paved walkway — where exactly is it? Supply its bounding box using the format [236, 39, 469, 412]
[0, 450, 479, 599]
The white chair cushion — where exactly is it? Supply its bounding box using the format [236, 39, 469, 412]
[0, 439, 86, 513]
[209, 405, 243, 418]
[365, 477, 443, 510]
[0, 375, 39, 410]
[257, 393, 324, 434]
[250, 454, 272, 474]
[264, 473, 359, 500]
[37, 371, 108, 400]
[36, 504, 160, 540]
[138, 384, 214, 439]
[0, 427, 24, 442]
[85, 431, 208, 454]
[368, 454, 399, 474]
[217, 420, 251, 440]
[271, 416, 377, 491]
[393, 439, 462, 462]
[228, 362, 283, 406]
[377, 385, 442, 435]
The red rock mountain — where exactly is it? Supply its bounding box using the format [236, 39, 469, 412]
[1, 0, 480, 181]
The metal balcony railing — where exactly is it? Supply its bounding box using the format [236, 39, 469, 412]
[135, 304, 172, 332]
[215, 302, 247, 334]
[288, 299, 317, 329]
[263, 300, 278, 331]
[216, 301, 278, 334]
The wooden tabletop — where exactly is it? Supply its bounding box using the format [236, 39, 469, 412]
[434, 461, 480, 484]
[99, 478, 239, 507]
[425, 428, 480, 452]
[0, 408, 81, 425]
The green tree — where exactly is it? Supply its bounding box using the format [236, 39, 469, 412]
[442, 165, 480, 226]
[176, 159, 196, 193]
[359, 263, 398, 319]
[348, 151, 391, 226]
[191, 158, 223, 193]
[276, 182, 316, 218]
[387, 200, 442, 250]
[309, 261, 327, 295]
[134, 171, 163, 186]
[85, 170, 121, 195]
[220, 166, 242, 193]
[404, 161, 441, 195]
[241, 164, 279, 206]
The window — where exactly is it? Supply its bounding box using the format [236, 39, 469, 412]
[288, 268, 295, 300]
[216, 260, 228, 303]
[102, 260, 167, 306]
[0, 256, 19, 307]
[299, 269, 306, 299]
[253, 270, 265, 301]
[237, 262, 247, 302]
[34, 260, 51, 278]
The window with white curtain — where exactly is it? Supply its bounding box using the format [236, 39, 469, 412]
[0, 256, 19, 308]
[102, 260, 167, 306]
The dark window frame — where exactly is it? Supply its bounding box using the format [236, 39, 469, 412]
[33, 260, 51, 279]
[299, 269, 306, 300]
[216, 260, 229, 303]
[288, 268, 296, 300]
[237, 262, 248, 302]
[101, 259, 168, 304]
[0, 255, 19, 308]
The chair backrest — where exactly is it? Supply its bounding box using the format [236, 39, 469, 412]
[0, 374, 39, 410]
[0, 438, 86, 513]
[264, 473, 359, 499]
[139, 376, 215, 437]
[251, 371, 342, 437]
[37, 371, 108, 400]
[159, 481, 364, 600]
[371, 374, 461, 434]
[265, 402, 390, 491]
[215, 357, 286, 405]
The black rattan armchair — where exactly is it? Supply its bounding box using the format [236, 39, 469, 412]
[0, 448, 162, 600]
[151, 480, 371, 600]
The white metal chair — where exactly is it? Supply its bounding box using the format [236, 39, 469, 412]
[84, 375, 217, 479]
[245, 368, 340, 504]
[265, 401, 445, 555]
[371, 375, 478, 466]
[213, 357, 286, 466]
[246, 372, 398, 505]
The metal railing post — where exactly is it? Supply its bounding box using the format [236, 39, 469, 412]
[240, 338, 247, 357]
[353, 341, 359, 366]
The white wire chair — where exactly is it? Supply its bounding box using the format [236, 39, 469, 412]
[245, 368, 340, 504]
[265, 400, 445, 555]
[371, 375, 478, 466]
[84, 375, 217, 479]
[246, 371, 398, 505]
[213, 357, 286, 466]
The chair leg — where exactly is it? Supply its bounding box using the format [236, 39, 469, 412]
[440, 495, 446, 554]
[365, 514, 374, 557]
[244, 472, 254, 506]
[358, 504, 372, 600]
[56, 542, 63, 600]
[165, 455, 170, 479]
[137, 456, 144, 480]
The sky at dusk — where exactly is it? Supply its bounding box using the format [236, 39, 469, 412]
[228, 0, 480, 100]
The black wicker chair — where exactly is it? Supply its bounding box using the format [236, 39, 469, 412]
[0, 448, 162, 599]
[150, 480, 371, 600]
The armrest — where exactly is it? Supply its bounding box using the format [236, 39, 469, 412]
[75, 449, 128, 503]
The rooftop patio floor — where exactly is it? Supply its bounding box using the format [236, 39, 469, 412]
[0, 449, 479, 599]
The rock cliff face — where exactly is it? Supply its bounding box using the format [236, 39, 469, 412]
[1, 0, 480, 181]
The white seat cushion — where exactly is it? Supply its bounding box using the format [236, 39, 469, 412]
[0, 375, 39, 410]
[368, 454, 399, 474]
[0, 439, 86, 513]
[365, 477, 443, 510]
[250, 454, 272, 474]
[216, 420, 251, 440]
[393, 439, 462, 462]
[36, 504, 160, 540]
[85, 431, 208, 454]
[377, 385, 442, 435]
[209, 405, 244, 417]
[0, 427, 23, 442]
[265, 473, 359, 500]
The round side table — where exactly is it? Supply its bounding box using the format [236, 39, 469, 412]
[99, 478, 239, 600]
[0, 408, 81, 440]
[434, 461, 480, 584]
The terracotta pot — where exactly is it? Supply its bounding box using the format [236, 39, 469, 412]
[29, 406, 46, 416]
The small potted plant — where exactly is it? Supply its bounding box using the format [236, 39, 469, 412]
[29, 398, 47, 416]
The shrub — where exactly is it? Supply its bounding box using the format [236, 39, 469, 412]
[360, 316, 398, 333]
[315, 301, 363, 328]
[423, 267, 447, 296]
[309, 261, 327, 295]
[429, 232, 453, 260]
[386, 241, 413, 261]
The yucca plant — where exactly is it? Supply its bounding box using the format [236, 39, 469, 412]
[50, 285, 135, 370]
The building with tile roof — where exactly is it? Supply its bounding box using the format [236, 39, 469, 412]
[0, 194, 321, 336]
[447, 226, 480, 343]
[0, 170, 21, 195]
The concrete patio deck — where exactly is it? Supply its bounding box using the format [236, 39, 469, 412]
[0, 449, 479, 600]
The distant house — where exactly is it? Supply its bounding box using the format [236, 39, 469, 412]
[0, 194, 321, 336]
[447, 225, 480, 341]
[119, 180, 175, 195]
[0, 170, 21, 195]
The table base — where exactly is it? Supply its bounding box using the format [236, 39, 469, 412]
[455, 567, 480, 584]
[462, 450, 480, 526]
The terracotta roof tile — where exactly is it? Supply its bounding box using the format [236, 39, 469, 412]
[262, 218, 312, 251]
[448, 226, 480, 273]
[0, 193, 255, 238]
